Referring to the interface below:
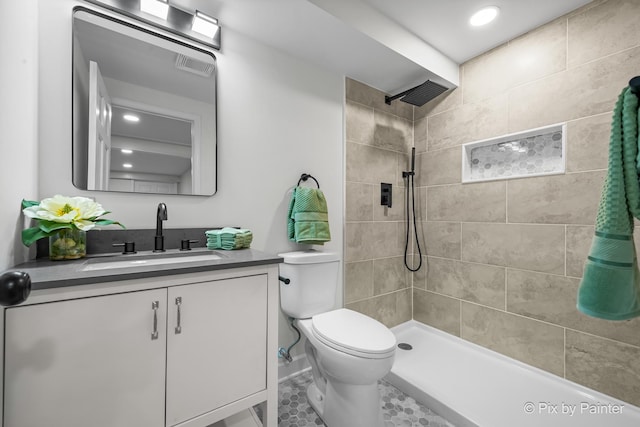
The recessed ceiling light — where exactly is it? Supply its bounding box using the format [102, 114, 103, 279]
[140, 0, 169, 20]
[469, 6, 500, 27]
[121, 149, 133, 154]
[123, 163, 133, 168]
[123, 114, 140, 123]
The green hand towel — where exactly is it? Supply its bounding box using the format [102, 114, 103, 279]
[205, 228, 253, 250]
[577, 87, 640, 320]
[287, 187, 331, 245]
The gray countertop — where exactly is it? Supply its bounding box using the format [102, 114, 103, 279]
[9, 248, 283, 291]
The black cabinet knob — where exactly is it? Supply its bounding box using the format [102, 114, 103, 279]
[0, 271, 31, 306]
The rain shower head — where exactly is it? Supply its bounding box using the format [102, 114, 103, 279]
[385, 80, 449, 107]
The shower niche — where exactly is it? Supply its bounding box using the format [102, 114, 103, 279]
[461, 123, 566, 183]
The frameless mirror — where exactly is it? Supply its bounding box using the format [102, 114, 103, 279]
[72, 7, 217, 195]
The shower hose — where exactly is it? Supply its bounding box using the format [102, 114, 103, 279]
[404, 158, 423, 272]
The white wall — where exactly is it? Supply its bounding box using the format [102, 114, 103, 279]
[0, 0, 39, 270]
[31, 1, 344, 361]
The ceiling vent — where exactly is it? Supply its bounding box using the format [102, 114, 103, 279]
[175, 53, 215, 77]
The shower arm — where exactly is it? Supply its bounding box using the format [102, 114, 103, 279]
[385, 85, 419, 105]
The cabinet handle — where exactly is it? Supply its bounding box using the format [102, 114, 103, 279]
[175, 297, 182, 334]
[151, 301, 159, 340]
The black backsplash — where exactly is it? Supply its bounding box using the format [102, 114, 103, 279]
[35, 227, 230, 258]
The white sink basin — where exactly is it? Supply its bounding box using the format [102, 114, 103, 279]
[82, 251, 224, 271]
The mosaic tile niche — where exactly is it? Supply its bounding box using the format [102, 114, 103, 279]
[462, 123, 565, 183]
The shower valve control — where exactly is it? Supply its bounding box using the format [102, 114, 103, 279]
[381, 183, 392, 208]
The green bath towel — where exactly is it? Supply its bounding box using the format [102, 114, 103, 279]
[577, 86, 640, 320]
[287, 187, 331, 245]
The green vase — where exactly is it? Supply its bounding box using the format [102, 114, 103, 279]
[49, 229, 87, 260]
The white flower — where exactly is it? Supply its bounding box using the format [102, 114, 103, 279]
[23, 195, 106, 231]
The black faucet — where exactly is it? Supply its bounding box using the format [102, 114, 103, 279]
[154, 203, 168, 252]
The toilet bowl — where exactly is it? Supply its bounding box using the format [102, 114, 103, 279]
[298, 309, 395, 427]
[278, 251, 397, 427]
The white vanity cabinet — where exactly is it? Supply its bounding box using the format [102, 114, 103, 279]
[4, 288, 168, 427]
[166, 275, 267, 426]
[1, 265, 278, 427]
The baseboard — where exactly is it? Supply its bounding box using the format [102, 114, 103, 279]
[278, 353, 310, 382]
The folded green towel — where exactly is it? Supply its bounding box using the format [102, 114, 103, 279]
[577, 87, 640, 320]
[287, 187, 331, 245]
[205, 228, 253, 250]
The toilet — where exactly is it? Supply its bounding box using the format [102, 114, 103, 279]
[278, 250, 396, 427]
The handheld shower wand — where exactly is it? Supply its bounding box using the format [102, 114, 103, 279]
[410, 147, 415, 174]
[403, 147, 422, 272]
[403, 147, 416, 178]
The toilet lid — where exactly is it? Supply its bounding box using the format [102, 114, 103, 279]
[311, 309, 396, 358]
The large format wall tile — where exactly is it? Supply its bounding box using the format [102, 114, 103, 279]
[462, 45, 510, 105]
[345, 222, 404, 262]
[418, 147, 462, 186]
[463, 19, 566, 105]
[414, 116, 428, 152]
[509, 46, 640, 132]
[413, 289, 461, 336]
[568, 0, 640, 68]
[507, 18, 567, 89]
[428, 182, 506, 222]
[507, 268, 640, 347]
[428, 95, 508, 151]
[507, 171, 605, 224]
[344, 260, 373, 304]
[461, 303, 564, 376]
[413, 187, 427, 223]
[346, 289, 411, 328]
[566, 330, 640, 406]
[427, 257, 505, 309]
[373, 256, 409, 295]
[373, 110, 413, 153]
[345, 101, 374, 145]
[425, 221, 461, 260]
[345, 222, 376, 262]
[566, 113, 611, 172]
[345, 182, 373, 221]
[566, 225, 593, 277]
[462, 223, 565, 274]
[411, 254, 428, 290]
[346, 142, 398, 184]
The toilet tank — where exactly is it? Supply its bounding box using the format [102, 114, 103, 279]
[278, 250, 340, 319]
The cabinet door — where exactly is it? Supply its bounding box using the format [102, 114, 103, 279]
[4, 289, 167, 427]
[166, 275, 268, 426]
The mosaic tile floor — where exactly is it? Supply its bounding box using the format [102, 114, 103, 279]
[271, 371, 456, 427]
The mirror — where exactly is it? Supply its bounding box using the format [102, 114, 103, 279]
[72, 7, 217, 195]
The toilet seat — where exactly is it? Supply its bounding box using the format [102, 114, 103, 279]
[311, 309, 396, 359]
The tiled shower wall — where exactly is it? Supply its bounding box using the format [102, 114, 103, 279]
[345, 0, 640, 408]
[344, 78, 414, 327]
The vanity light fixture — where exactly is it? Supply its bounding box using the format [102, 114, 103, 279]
[123, 163, 133, 168]
[192, 11, 219, 39]
[469, 6, 500, 27]
[84, 0, 221, 50]
[140, 0, 169, 21]
[123, 114, 140, 122]
[121, 149, 133, 154]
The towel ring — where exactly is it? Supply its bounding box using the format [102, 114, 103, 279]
[630, 76, 640, 99]
[297, 173, 320, 188]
